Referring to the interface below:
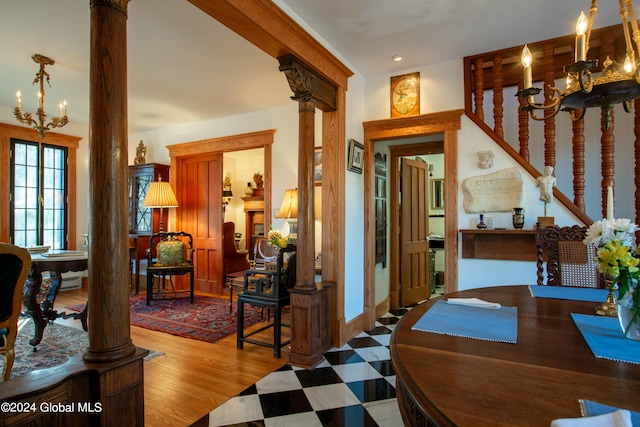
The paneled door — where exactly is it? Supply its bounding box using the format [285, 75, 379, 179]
[177, 153, 224, 294]
[399, 158, 430, 306]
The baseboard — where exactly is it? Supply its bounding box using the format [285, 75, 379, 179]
[375, 296, 391, 320]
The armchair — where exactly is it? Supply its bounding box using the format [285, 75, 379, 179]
[223, 222, 249, 277]
[0, 243, 31, 381]
[146, 231, 195, 305]
[237, 244, 296, 358]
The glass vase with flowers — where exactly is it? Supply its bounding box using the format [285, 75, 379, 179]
[267, 229, 288, 253]
[584, 218, 640, 340]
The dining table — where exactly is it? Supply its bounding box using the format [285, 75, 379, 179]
[390, 285, 640, 427]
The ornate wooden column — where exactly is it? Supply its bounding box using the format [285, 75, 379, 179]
[86, 0, 146, 424]
[279, 55, 335, 368]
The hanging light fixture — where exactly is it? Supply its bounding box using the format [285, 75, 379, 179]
[14, 54, 69, 139]
[517, 0, 640, 130]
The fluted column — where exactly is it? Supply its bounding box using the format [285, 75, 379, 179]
[85, 0, 135, 363]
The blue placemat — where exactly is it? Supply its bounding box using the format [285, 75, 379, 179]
[571, 313, 640, 364]
[529, 285, 614, 302]
[411, 299, 518, 344]
[580, 400, 640, 426]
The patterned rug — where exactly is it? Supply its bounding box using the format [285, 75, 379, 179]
[2, 319, 162, 379]
[126, 293, 270, 343]
[66, 293, 269, 344]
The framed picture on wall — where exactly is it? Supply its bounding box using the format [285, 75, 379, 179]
[314, 147, 322, 185]
[347, 139, 364, 174]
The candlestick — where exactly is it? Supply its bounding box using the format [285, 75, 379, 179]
[606, 186, 614, 220]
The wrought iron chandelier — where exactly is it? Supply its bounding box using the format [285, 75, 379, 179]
[517, 0, 640, 129]
[14, 54, 68, 139]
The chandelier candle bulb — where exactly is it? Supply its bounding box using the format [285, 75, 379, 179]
[15, 91, 21, 108]
[607, 186, 614, 220]
[521, 45, 533, 89]
[576, 11, 588, 61]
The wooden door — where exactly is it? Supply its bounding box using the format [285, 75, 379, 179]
[177, 153, 224, 294]
[399, 158, 430, 306]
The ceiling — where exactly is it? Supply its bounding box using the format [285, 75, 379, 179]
[0, 0, 627, 135]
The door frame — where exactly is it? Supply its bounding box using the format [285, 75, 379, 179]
[363, 110, 462, 330]
[391, 143, 443, 309]
[167, 129, 275, 293]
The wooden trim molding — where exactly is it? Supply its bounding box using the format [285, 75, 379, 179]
[363, 110, 462, 330]
[167, 129, 275, 231]
[0, 122, 81, 247]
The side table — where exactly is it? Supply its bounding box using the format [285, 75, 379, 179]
[22, 251, 89, 347]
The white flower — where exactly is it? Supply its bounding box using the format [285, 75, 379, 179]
[584, 218, 639, 248]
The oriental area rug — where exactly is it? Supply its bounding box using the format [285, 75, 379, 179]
[66, 293, 267, 344]
[127, 293, 267, 344]
[2, 319, 162, 379]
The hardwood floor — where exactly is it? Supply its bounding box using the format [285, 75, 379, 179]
[54, 287, 289, 427]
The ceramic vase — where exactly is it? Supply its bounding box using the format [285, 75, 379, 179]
[512, 207, 525, 229]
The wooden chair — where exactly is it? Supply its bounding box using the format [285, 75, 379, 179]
[146, 231, 195, 305]
[226, 237, 277, 313]
[0, 243, 31, 381]
[237, 244, 296, 358]
[535, 223, 605, 288]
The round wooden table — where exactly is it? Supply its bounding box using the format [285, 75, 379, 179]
[390, 285, 640, 426]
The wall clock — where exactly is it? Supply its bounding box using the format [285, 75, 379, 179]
[390, 72, 420, 118]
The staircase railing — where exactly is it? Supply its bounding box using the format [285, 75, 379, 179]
[463, 23, 640, 226]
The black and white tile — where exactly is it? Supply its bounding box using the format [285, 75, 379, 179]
[208, 308, 411, 427]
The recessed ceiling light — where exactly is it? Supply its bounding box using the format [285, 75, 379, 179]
[392, 55, 403, 62]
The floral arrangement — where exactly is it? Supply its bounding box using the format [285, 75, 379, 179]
[584, 218, 640, 332]
[267, 229, 288, 249]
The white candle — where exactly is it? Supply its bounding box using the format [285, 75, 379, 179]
[521, 45, 533, 89]
[575, 12, 588, 62]
[63, 100, 67, 116]
[59, 102, 63, 117]
[606, 186, 614, 220]
[16, 90, 21, 108]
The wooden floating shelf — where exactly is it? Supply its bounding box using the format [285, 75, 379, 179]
[460, 229, 537, 261]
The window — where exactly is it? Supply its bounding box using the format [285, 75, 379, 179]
[10, 139, 68, 249]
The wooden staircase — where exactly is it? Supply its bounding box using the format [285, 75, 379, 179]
[463, 22, 640, 226]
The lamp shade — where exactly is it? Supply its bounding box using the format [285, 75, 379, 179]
[143, 180, 179, 208]
[275, 188, 298, 219]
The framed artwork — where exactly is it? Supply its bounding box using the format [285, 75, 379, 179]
[314, 147, 322, 185]
[390, 72, 420, 118]
[347, 139, 364, 174]
[431, 179, 444, 210]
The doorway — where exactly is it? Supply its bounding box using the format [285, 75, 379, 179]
[362, 110, 462, 330]
[167, 130, 275, 295]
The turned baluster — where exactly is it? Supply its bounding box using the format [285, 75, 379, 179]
[600, 30, 616, 219]
[572, 115, 586, 212]
[543, 42, 556, 169]
[492, 53, 504, 139]
[473, 57, 484, 121]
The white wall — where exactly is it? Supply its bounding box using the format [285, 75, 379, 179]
[362, 59, 585, 292]
[343, 72, 367, 322]
[128, 103, 300, 237]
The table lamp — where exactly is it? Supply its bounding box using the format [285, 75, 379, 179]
[142, 176, 179, 232]
[275, 188, 298, 242]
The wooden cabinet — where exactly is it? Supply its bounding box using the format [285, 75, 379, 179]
[128, 163, 170, 258]
[242, 196, 265, 255]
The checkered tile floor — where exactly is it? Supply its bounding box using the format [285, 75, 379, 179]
[208, 307, 412, 427]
